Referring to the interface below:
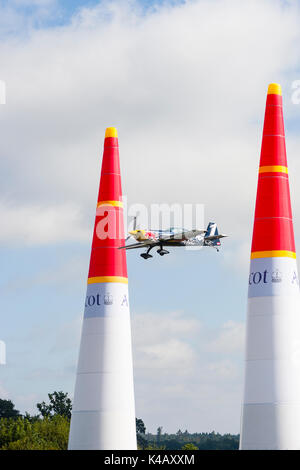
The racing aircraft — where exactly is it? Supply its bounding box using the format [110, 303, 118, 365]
[119, 218, 227, 259]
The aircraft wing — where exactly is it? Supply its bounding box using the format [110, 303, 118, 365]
[119, 240, 159, 250]
[159, 229, 206, 242]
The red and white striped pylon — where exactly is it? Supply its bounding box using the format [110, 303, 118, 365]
[240, 84, 300, 449]
[68, 128, 136, 450]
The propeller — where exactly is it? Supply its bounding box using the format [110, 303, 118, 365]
[125, 216, 137, 242]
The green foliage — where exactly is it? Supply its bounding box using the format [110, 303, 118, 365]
[181, 443, 199, 450]
[145, 431, 239, 450]
[0, 415, 70, 450]
[143, 444, 166, 450]
[136, 417, 147, 449]
[0, 402, 239, 451]
[156, 426, 163, 438]
[136, 418, 146, 434]
[4, 436, 58, 450]
[37, 391, 72, 419]
[23, 412, 40, 423]
[0, 417, 28, 447]
[0, 400, 20, 419]
[137, 433, 147, 449]
[0, 393, 70, 450]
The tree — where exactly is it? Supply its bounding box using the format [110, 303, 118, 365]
[136, 418, 147, 449]
[36, 391, 72, 420]
[24, 412, 40, 423]
[136, 418, 146, 434]
[0, 417, 28, 448]
[182, 443, 199, 450]
[0, 399, 20, 419]
[0, 415, 70, 450]
[144, 444, 166, 450]
[156, 426, 163, 445]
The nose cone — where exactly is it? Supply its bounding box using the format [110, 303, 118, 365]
[105, 127, 118, 138]
[267, 83, 282, 96]
[88, 127, 128, 280]
[251, 83, 295, 258]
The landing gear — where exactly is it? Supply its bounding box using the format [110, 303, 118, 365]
[140, 245, 170, 259]
[157, 246, 170, 256]
[140, 246, 153, 260]
[141, 252, 153, 259]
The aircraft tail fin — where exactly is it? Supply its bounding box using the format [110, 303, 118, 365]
[204, 222, 226, 250]
[206, 222, 218, 238]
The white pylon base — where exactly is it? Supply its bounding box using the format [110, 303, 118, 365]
[241, 403, 300, 450]
[240, 257, 300, 450]
[68, 282, 137, 450]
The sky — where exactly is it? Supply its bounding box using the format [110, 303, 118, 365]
[0, 0, 300, 435]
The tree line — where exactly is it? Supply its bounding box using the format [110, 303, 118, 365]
[0, 393, 239, 450]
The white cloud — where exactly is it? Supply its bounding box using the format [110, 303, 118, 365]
[51, 315, 82, 353]
[0, 0, 300, 250]
[223, 241, 251, 275]
[14, 392, 39, 415]
[206, 359, 239, 380]
[0, 201, 89, 244]
[132, 310, 244, 433]
[140, 338, 195, 370]
[133, 311, 200, 374]
[0, 382, 10, 399]
[207, 320, 245, 355]
[1, 0, 300, 434]
[133, 311, 200, 346]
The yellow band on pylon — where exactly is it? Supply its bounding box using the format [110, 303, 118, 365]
[267, 83, 282, 96]
[105, 127, 118, 138]
[87, 276, 128, 284]
[259, 165, 288, 174]
[97, 200, 123, 208]
[251, 250, 296, 260]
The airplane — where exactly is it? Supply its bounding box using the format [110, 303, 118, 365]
[119, 218, 227, 259]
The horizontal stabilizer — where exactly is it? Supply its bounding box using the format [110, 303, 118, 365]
[205, 234, 227, 241]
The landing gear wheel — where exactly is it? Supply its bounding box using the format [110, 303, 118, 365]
[141, 253, 153, 260]
[157, 248, 170, 256]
